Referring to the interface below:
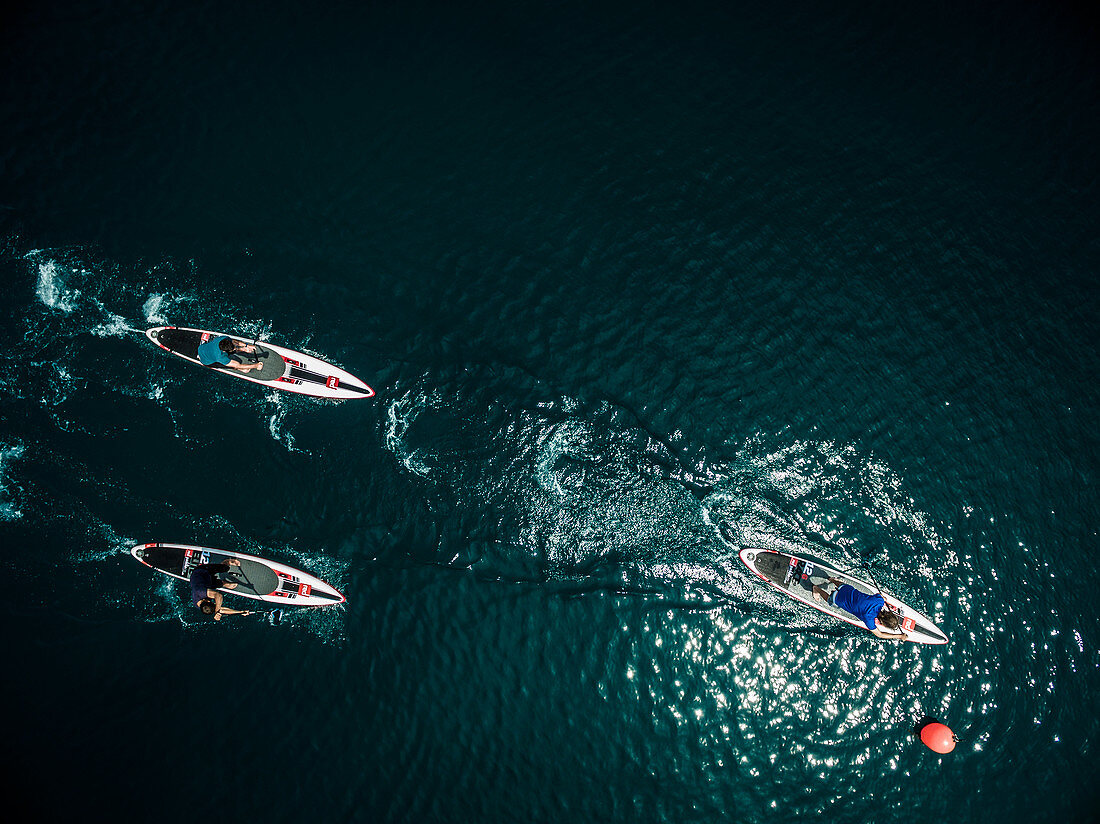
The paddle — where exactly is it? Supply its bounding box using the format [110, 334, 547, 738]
[254, 608, 284, 625]
[857, 559, 886, 598]
[831, 549, 913, 639]
[781, 508, 889, 595]
[231, 336, 264, 366]
[782, 511, 913, 637]
[231, 607, 283, 625]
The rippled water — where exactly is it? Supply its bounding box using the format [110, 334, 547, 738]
[2, 2, 1098, 822]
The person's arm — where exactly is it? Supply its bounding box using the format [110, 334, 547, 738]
[216, 607, 253, 619]
[871, 628, 909, 641]
[224, 342, 259, 371]
[212, 590, 252, 620]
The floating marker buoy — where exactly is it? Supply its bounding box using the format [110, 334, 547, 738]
[919, 721, 957, 753]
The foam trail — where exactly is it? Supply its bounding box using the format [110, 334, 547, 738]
[34, 259, 79, 313]
[142, 294, 167, 323]
[91, 313, 138, 338]
[0, 441, 25, 521]
[29, 254, 147, 338]
[264, 391, 304, 453]
[384, 382, 439, 479]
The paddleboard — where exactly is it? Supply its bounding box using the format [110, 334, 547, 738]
[145, 326, 374, 400]
[738, 546, 947, 645]
[131, 542, 345, 607]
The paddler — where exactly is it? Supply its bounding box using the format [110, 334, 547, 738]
[813, 577, 908, 641]
[196, 335, 265, 373]
[191, 558, 252, 621]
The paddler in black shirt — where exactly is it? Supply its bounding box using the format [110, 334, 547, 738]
[191, 558, 252, 621]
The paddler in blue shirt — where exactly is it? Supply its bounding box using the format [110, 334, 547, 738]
[813, 577, 909, 641]
[196, 335, 265, 374]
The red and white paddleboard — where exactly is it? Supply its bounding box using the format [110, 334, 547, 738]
[738, 547, 947, 645]
[145, 326, 374, 400]
[131, 542, 345, 607]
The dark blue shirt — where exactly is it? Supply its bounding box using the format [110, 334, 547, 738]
[833, 585, 884, 631]
[190, 563, 229, 605]
[197, 336, 233, 366]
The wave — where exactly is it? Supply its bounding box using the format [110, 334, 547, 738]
[379, 372, 740, 595]
[11, 246, 315, 453]
[263, 390, 309, 454]
[0, 441, 25, 521]
[704, 434, 953, 577]
[34, 258, 80, 314]
[381, 368, 952, 619]
[384, 380, 446, 479]
[28, 250, 204, 337]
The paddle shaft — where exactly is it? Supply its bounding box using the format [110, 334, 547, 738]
[782, 509, 888, 597]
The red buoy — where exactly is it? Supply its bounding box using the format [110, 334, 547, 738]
[920, 722, 957, 753]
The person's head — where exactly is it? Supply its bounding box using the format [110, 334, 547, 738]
[198, 598, 216, 616]
[219, 338, 238, 354]
[878, 609, 900, 631]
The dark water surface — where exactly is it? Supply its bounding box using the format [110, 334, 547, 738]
[2, 2, 1098, 822]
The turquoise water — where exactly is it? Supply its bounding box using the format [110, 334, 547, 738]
[2, 2, 1098, 821]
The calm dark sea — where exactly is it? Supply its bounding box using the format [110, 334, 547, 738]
[2, 1, 1098, 822]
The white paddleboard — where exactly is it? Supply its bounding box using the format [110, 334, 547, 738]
[131, 542, 345, 607]
[145, 326, 374, 400]
[738, 546, 947, 645]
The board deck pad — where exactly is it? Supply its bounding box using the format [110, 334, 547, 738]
[131, 542, 345, 607]
[157, 327, 202, 359]
[222, 559, 279, 597]
[752, 551, 789, 585]
[739, 547, 948, 645]
[753, 553, 856, 620]
[241, 346, 285, 381]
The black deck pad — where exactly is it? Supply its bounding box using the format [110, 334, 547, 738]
[235, 345, 283, 381]
[142, 545, 188, 574]
[221, 559, 279, 597]
[157, 328, 203, 359]
[754, 552, 789, 584]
